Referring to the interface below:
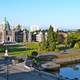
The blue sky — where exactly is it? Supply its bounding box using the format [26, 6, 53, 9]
[0, 0, 80, 29]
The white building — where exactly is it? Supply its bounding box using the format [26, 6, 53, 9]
[52, 25, 58, 32]
[53, 25, 57, 32]
[36, 32, 43, 42]
[30, 25, 40, 32]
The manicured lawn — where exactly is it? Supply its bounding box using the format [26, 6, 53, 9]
[0, 43, 25, 52]
[25, 42, 40, 50]
[9, 50, 35, 56]
[0, 42, 80, 57]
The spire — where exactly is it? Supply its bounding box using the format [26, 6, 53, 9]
[3, 17, 7, 25]
[3, 17, 8, 25]
[3, 17, 11, 30]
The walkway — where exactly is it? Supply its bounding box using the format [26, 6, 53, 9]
[0, 63, 60, 80]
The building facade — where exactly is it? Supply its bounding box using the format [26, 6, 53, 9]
[0, 18, 67, 44]
[0, 18, 28, 44]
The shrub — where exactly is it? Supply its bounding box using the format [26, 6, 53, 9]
[16, 58, 24, 63]
[74, 42, 80, 48]
[31, 51, 38, 57]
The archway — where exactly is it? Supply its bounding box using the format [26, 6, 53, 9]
[7, 37, 10, 41]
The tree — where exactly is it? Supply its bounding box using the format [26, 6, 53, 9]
[16, 24, 22, 31]
[28, 51, 38, 60]
[31, 51, 38, 57]
[74, 41, 80, 48]
[47, 25, 56, 51]
[77, 29, 80, 32]
[30, 51, 39, 67]
[41, 30, 47, 50]
[65, 32, 80, 48]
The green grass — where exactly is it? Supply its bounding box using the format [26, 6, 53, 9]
[0, 43, 25, 52]
[0, 42, 40, 56]
[26, 42, 40, 50]
[9, 49, 37, 56]
[0, 42, 80, 56]
[8, 42, 49, 56]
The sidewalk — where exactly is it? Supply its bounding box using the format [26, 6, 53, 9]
[1, 63, 59, 80]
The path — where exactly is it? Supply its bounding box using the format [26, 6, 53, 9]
[0, 62, 60, 80]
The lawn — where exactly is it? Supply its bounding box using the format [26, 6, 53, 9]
[26, 42, 40, 50]
[7, 42, 40, 56]
[9, 49, 35, 56]
[0, 42, 80, 57]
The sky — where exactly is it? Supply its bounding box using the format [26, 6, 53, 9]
[0, 0, 80, 30]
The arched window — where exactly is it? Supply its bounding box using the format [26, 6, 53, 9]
[7, 37, 10, 41]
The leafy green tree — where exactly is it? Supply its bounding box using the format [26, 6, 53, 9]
[74, 41, 80, 48]
[47, 25, 56, 51]
[31, 51, 38, 57]
[64, 33, 71, 47]
[65, 32, 80, 48]
[16, 24, 22, 30]
[30, 51, 40, 67]
[24, 29, 29, 32]
[76, 29, 80, 32]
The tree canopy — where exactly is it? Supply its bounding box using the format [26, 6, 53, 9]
[65, 31, 80, 48]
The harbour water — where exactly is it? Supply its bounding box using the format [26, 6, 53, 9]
[50, 64, 80, 80]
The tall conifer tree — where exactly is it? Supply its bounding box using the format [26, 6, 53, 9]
[47, 25, 56, 51]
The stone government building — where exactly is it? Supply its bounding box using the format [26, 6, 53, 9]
[0, 18, 29, 44]
[0, 18, 67, 44]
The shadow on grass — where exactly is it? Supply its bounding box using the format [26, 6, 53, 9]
[57, 46, 70, 51]
[0, 44, 34, 53]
